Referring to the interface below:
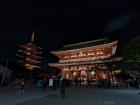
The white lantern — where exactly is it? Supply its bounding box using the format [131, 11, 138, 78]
[73, 72, 77, 76]
[91, 71, 95, 75]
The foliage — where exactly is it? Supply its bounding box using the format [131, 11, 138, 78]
[122, 36, 140, 72]
[116, 71, 131, 80]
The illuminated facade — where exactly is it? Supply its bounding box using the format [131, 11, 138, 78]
[16, 32, 42, 70]
[49, 38, 122, 85]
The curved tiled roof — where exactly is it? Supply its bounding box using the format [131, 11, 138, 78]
[48, 57, 122, 67]
[61, 38, 109, 51]
[52, 40, 117, 54]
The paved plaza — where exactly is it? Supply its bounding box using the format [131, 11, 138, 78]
[0, 87, 140, 105]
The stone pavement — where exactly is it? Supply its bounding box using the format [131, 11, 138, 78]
[15, 87, 140, 105]
[0, 87, 61, 105]
[0, 87, 140, 105]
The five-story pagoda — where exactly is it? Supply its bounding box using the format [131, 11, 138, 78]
[16, 32, 42, 71]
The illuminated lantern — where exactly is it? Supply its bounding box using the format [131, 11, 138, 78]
[73, 72, 77, 76]
[102, 73, 107, 79]
[81, 70, 87, 76]
[91, 71, 95, 75]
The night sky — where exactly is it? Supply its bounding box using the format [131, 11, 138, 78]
[0, 0, 140, 65]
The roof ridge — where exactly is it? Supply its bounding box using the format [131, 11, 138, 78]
[63, 38, 108, 48]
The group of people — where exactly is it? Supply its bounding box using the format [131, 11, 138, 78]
[47, 77, 67, 98]
[18, 77, 67, 99]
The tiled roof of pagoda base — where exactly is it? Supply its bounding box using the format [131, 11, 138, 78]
[48, 57, 122, 67]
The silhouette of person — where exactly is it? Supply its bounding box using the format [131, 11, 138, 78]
[60, 77, 66, 99]
[19, 79, 25, 92]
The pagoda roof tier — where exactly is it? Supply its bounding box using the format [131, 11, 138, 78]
[17, 49, 42, 55]
[20, 43, 42, 50]
[19, 46, 42, 53]
[17, 59, 41, 65]
[17, 60, 41, 69]
[16, 52, 42, 59]
[25, 58, 41, 64]
[51, 40, 117, 55]
[24, 53, 42, 59]
[24, 63, 41, 70]
[48, 57, 122, 67]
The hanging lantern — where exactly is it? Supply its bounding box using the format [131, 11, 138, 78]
[73, 72, 77, 76]
[91, 71, 95, 75]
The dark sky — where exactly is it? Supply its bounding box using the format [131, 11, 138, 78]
[0, 0, 140, 63]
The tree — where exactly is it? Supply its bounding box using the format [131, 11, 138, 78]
[122, 36, 140, 75]
[116, 70, 131, 80]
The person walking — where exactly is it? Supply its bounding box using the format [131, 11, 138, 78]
[37, 79, 43, 90]
[19, 79, 25, 92]
[42, 78, 47, 91]
[60, 77, 66, 99]
[49, 78, 54, 90]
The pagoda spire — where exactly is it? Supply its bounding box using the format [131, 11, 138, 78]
[31, 31, 35, 42]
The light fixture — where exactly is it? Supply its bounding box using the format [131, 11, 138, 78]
[91, 71, 95, 75]
[73, 72, 77, 76]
